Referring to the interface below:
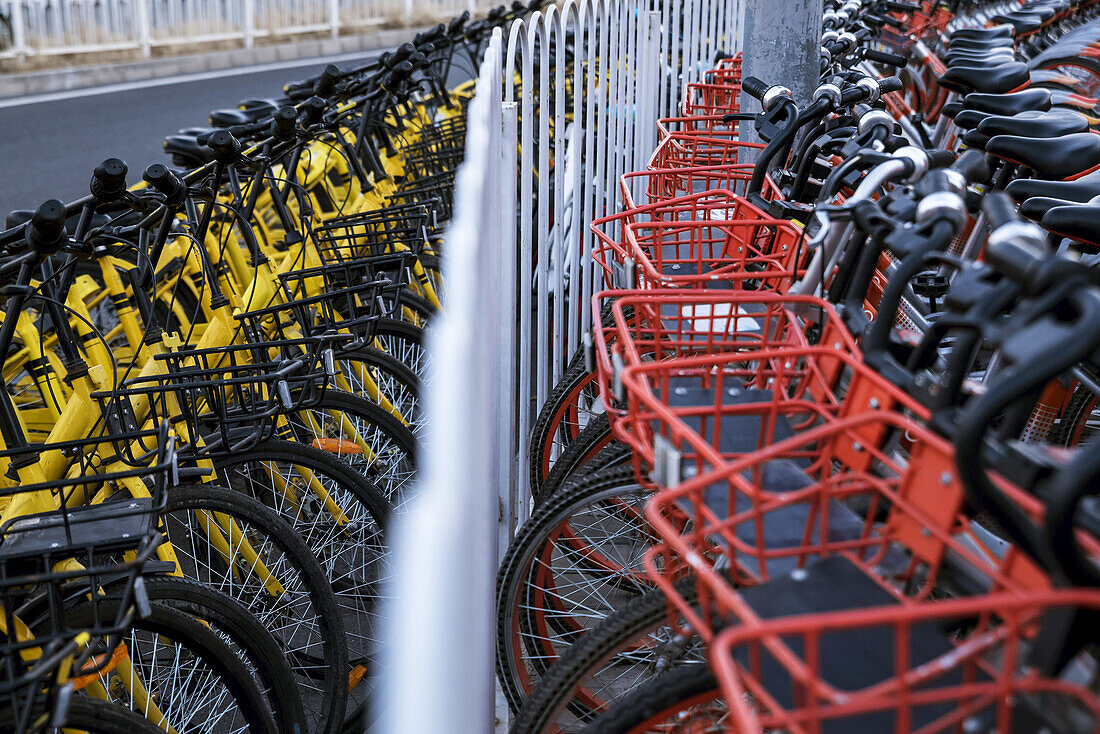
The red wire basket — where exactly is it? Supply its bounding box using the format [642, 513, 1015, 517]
[705, 66, 743, 87]
[712, 589, 1100, 733]
[619, 164, 781, 210]
[590, 292, 859, 479]
[682, 81, 742, 117]
[591, 195, 808, 291]
[657, 115, 737, 139]
[714, 54, 742, 72]
[649, 131, 761, 170]
[644, 407, 1050, 643]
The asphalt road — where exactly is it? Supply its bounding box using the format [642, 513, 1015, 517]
[0, 50, 389, 219]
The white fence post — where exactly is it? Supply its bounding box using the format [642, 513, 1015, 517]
[136, 0, 152, 58]
[328, 0, 338, 38]
[9, 0, 27, 61]
[244, 0, 255, 48]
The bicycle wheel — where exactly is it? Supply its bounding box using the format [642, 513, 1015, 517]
[69, 600, 278, 734]
[578, 665, 725, 734]
[283, 390, 418, 512]
[138, 577, 308, 734]
[538, 414, 615, 504]
[209, 440, 391, 725]
[496, 462, 654, 712]
[1051, 384, 1100, 447]
[368, 318, 427, 377]
[512, 579, 705, 734]
[59, 697, 175, 734]
[529, 351, 605, 499]
[161, 484, 347, 734]
[336, 345, 422, 439]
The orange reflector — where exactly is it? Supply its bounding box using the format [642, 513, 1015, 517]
[71, 642, 128, 690]
[349, 664, 368, 690]
[312, 438, 364, 455]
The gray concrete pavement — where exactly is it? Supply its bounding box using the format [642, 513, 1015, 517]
[0, 51, 387, 218]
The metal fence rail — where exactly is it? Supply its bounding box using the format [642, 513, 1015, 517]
[383, 0, 742, 731]
[0, 0, 487, 60]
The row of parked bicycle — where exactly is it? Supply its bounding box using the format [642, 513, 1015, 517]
[0, 2, 549, 733]
[499, 0, 1100, 731]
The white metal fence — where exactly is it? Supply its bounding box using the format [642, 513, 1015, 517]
[0, 0, 486, 60]
[383, 0, 742, 731]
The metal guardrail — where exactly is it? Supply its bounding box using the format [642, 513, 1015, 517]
[382, 0, 741, 731]
[0, 0, 484, 60]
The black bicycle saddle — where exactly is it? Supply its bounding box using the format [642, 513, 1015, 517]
[938, 62, 1030, 95]
[962, 88, 1052, 116]
[976, 109, 1089, 138]
[986, 133, 1100, 179]
[1042, 204, 1100, 246]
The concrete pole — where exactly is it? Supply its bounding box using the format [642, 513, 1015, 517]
[738, 0, 824, 156]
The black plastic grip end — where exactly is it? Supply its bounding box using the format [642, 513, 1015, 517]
[927, 149, 956, 169]
[878, 76, 903, 95]
[983, 192, 1019, 230]
[90, 157, 128, 201]
[864, 48, 906, 67]
[271, 106, 298, 141]
[26, 199, 67, 255]
[206, 130, 242, 164]
[742, 76, 769, 101]
[301, 96, 327, 125]
[143, 163, 185, 204]
[952, 148, 990, 184]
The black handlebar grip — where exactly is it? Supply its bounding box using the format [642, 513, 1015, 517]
[448, 12, 468, 32]
[983, 191, 1019, 230]
[143, 163, 186, 205]
[825, 40, 847, 56]
[488, 6, 506, 20]
[271, 106, 298, 141]
[385, 61, 414, 88]
[927, 149, 957, 169]
[877, 76, 903, 95]
[90, 157, 128, 201]
[512, 0, 525, 11]
[207, 130, 242, 164]
[313, 63, 341, 95]
[951, 148, 990, 183]
[884, 0, 921, 11]
[864, 48, 907, 67]
[26, 199, 67, 255]
[421, 23, 445, 42]
[742, 76, 769, 101]
[301, 96, 326, 125]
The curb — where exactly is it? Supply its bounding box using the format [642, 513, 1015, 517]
[0, 27, 427, 99]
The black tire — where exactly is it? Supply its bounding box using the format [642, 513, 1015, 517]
[512, 578, 705, 734]
[528, 351, 604, 499]
[138, 577, 308, 734]
[539, 414, 615, 504]
[578, 665, 722, 734]
[397, 291, 436, 326]
[282, 390, 418, 512]
[60, 697, 172, 733]
[1051, 384, 1099, 447]
[496, 462, 653, 712]
[161, 484, 347, 734]
[208, 440, 391, 726]
[69, 600, 278, 734]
